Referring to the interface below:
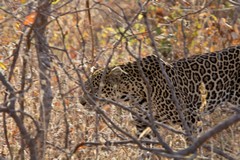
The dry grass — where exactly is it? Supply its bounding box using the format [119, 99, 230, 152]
[0, 0, 240, 159]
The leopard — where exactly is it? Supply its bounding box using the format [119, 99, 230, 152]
[80, 45, 240, 139]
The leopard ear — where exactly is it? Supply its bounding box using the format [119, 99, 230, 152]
[108, 67, 128, 76]
[90, 66, 98, 73]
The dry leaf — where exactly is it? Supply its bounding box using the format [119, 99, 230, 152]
[23, 12, 37, 26]
[0, 62, 7, 70]
[138, 127, 151, 139]
[51, 0, 60, 4]
[20, 0, 27, 4]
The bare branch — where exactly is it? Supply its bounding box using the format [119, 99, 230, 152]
[203, 145, 235, 160]
[0, 72, 38, 159]
[168, 0, 215, 24]
[0, 106, 8, 113]
[228, 0, 240, 6]
[178, 113, 240, 156]
[139, 1, 193, 140]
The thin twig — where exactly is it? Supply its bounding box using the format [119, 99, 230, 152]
[123, 36, 173, 153]
[228, 0, 240, 6]
[203, 145, 235, 160]
[86, 0, 95, 62]
[53, 68, 70, 149]
[0, 72, 38, 159]
[181, 19, 189, 58]
[139, 1, 193, 141]
[178, 112, 240, 156]
[168, 0, 215, 24]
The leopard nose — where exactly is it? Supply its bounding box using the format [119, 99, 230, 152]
[79, 97, 87, 106]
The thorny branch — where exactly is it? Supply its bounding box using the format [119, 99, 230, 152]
[72, 110, 238, 159]
[168, 0, 215, 24]
[1, 0, 240, 159]
[177, 112, 240, 156]
[74, 1, 240, 159]
[139, 1, 193, 141]
[53, 68, 70, 149]
[228, 0, 240, 6]
[124, 39, 173, 153]
[0, 72, 38, 159]
[76, 1, 239, 159]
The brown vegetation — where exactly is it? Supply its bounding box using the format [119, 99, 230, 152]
[0, 0, 240, 159]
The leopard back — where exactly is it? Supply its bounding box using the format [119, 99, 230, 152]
[80, 45, 240, 138]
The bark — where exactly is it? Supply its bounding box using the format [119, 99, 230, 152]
[34, 0, 53, 159]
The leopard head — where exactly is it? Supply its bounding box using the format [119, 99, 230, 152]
[80, 66, 131, 107]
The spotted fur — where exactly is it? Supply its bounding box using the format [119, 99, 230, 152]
[80, 45, 240, 137]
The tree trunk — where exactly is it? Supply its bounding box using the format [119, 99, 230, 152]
[34, 0, 52, 159]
